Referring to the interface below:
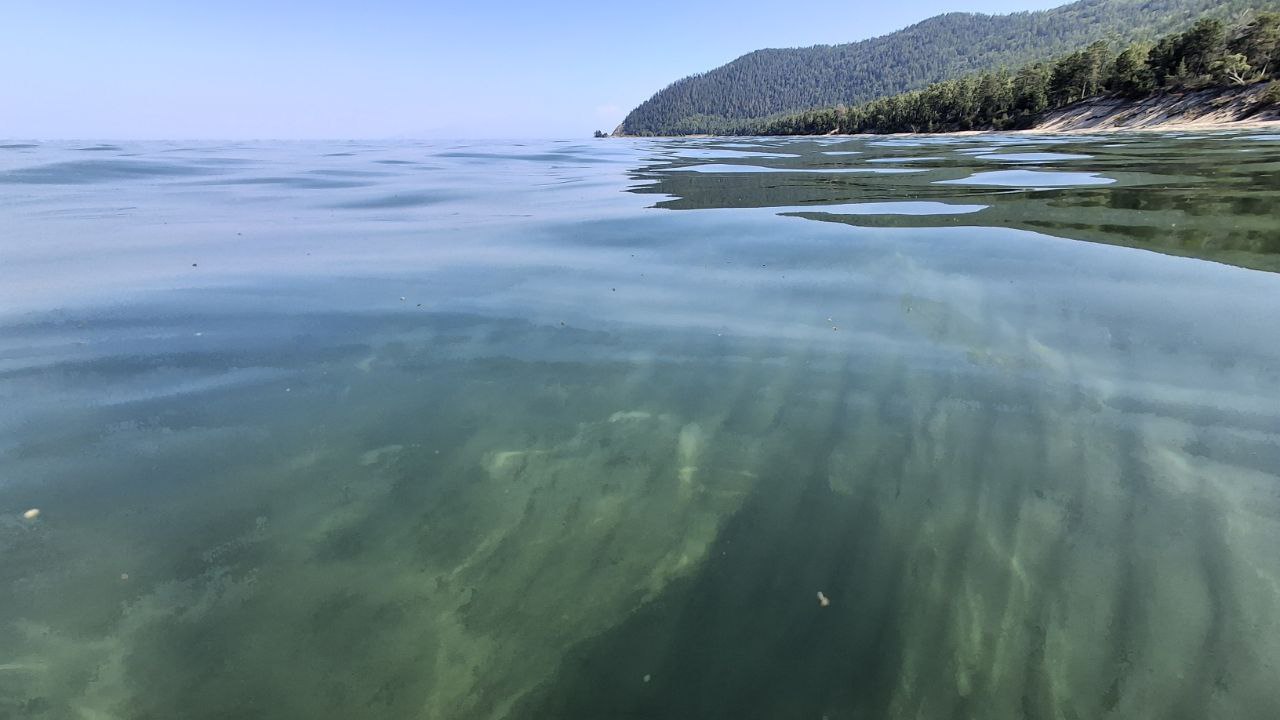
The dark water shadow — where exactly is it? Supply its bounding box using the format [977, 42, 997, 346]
[513, 360, 912, 720]
[188, 176, 372, 190]
[0, 159, 215, 184]
[330, 191, 452, 209]
[513, 479, 908, 719]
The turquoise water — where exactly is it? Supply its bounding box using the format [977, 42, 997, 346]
[2, 135, 1280, 719]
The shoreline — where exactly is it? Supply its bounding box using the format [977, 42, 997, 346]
[612, 86, 1280, 138]
[611, 118, 1280, 139]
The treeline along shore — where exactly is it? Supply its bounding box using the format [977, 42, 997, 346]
[614, 12, 1280, 136]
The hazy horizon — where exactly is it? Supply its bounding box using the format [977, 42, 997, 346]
[3, 0, 1069, 140]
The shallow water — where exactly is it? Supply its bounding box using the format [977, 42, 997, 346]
[1, 135, 1279, 719]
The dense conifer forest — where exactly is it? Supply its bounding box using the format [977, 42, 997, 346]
[746, 12, 1280, 135]
[620, 0, 1280, 136]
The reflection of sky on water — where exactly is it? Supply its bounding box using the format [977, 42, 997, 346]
[664, 163, 926, 174]
[935, 169, 1115, 186]
[778, 201, 987, 215]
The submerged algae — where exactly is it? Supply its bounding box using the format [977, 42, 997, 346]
[2, 136, 1280, 719]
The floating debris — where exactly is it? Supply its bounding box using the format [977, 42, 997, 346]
[643, 674, 651, 683]
[22, 508, 40, 521]
[817, 591, 830, 607]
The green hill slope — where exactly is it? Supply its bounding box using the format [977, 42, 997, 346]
[621, 0, 1270, 135]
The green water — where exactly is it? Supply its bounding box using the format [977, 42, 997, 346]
[1, 135, 1279, 719]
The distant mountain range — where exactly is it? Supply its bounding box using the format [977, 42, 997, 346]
[619, 0, 1274, 135]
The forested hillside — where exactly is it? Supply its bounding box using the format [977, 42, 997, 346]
[621, 0, 1277, 135]
[748, 12, 1280, 135]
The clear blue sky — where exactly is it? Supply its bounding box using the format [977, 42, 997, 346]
[1, 0, 1068, 139]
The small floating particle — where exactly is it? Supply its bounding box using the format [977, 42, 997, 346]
[399, 296, 406, 301]
[22, 508, 40, 520]
[120, 573, 129, 581]
[817, 591, 830, 607]
[643, 674, 651, 683]
[832, 326, 838, 331]
[284, 388, 291, 393]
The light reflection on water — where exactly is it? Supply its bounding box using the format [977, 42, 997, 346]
[934, 169, 1115, 186]
[1, 135, 1280, 719]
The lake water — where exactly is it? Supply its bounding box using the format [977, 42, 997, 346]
[2, 135, 1279, 719]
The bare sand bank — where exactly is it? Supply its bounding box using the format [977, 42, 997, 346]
[1031, 83, 1280, 133]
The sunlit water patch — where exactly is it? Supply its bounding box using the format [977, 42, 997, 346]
[2, 135, 1280, 720]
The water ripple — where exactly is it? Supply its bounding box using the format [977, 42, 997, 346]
[0, 159, 215, 184]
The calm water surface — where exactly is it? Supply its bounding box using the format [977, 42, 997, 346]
[2, 135, 1280, 719]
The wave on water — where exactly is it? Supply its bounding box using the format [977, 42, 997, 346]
[0, 159, 216, 184]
